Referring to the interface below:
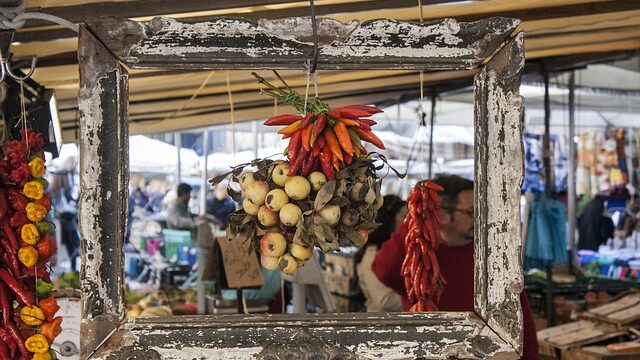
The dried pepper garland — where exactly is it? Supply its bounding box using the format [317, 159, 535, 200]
[0, 129, 60, 360]
[402, 181, 446, 312]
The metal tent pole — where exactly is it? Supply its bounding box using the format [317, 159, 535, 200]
[428, 92, 436, 179]
[198, 130, 210, 314]
[567, 72, 577, 274]
[543, 69, 554, 326]
[175, 132, 182, 183]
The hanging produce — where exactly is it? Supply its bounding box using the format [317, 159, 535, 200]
[403, 180, 446, 312]
[0, 129, 60, 360]
[211, 71, 399, 275]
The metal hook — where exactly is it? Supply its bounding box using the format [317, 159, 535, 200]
[6, 56, 37, 81]
[309, 0, 319, 74]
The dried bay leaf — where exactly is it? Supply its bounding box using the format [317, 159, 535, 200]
[313, 181, 336, 211]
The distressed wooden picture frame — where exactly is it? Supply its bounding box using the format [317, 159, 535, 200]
[77, 16, 525, 360]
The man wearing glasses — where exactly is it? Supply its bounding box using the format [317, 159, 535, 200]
[372, 174, 539, 359]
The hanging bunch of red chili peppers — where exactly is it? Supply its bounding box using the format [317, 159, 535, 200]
[0, 129, 60, 360]
[253, 72, 385, 180]
[402, 180, 446, 312]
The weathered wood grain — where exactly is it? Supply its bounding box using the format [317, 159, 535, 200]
[78, 25, 129, 359]
[473, 32, 526, 356]
[91, 312, 516, 360]
[85, 16, 519, 71]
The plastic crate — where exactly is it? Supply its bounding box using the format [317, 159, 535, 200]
[162, 229, 192, 261]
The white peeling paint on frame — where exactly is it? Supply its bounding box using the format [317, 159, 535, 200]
[79, 17, 526, 359]
[78, 82, 110, 314]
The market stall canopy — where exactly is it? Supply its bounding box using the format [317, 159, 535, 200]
[5, 0, 639, 140]
[129, 135, 200, 175]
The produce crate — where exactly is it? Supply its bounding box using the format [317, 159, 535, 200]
[162, 229, 193, 261]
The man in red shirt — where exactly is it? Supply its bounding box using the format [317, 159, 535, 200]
[372, 175, 539, 359]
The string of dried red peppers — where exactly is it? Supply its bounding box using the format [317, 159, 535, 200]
[0, 129, 60, 360]
[402, 181, 446, 312]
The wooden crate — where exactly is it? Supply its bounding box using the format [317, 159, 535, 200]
[537, 320, 628, 359]
[581, 292, 640, 325]
[562, 346, 640, 360]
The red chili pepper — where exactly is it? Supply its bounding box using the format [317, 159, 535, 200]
[344, 151, 352, 165]
[0, 283, 13, 328]
[0, 269, 34, 306]
[6, 322, 28, 359]
[313, 135, 325, 157]
[333, 123, 353, 156]
[357, 122, 372, 131]
[331, 153, 340, 171]
[277, 120, 302, 136]
[287, 131, 302, 165]
[7, 189, 29, 212]
[358, 119, 377, 126]
[300, 112, 315, 128]
[27, 266, 51, 283]
[353, 128, 385, 149]
[36, 195, 51, 212]
[264, 114, 302, 126]
[0, 340, 10, 360]
[336, 108, 373, 118]
[337, 118, 360, 127]
[9, 213, 29, 229]
[39, 297, 60, 322]
[312, 114, 327, 138]
[301, 152, 316, 177]
[287, 149, 307, 176]
[0, 189, 6, 220]
[336, 105, 383, 115]
[1, 219, 18, 251]
[323, 129, 343, 162]
[327, 109, 340, 119]
[301, 123, 313, 153]
[36, 233, 57, 263]
[0, 329, 16, 360]
[320, 151, 334, 181]
[0, 241, 19, 277]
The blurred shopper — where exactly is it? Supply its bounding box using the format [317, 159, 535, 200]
[372, 174, 539, 359]
[577, 194, 614, 251]
[205, 182, 236, 230]
[356, 195, 406, 312]
[50, 173, 80, 271]
[166, 183, 197, 230]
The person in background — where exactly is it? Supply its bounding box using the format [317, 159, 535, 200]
[616, 194, 639, 239]
[50, 173, 80, 272]
[206, 182, 236, 230]
[166, 183, 198, 230]
[372, 174, 539, 359]
[577, 194, 614, 251]
[355, 195, 406, 312]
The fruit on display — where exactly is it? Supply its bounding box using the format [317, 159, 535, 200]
[279, 203, 302, 227]
[245, 180, 269, 205]
[265, 189, 289, 211]
[308, 171, 327, 192]
[259, 233, 287, 257]
[210, 71, 399, 275]
[284, 176, 311, 200]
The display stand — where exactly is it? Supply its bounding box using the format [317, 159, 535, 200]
[281, 251, 335, 313]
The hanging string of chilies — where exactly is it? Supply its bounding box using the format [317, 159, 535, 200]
[401, 0, 447, 313]
[0, 81, 61, 359]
